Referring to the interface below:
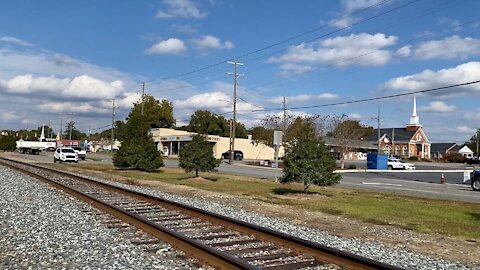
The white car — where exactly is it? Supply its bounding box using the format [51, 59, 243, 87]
[387, 158, 415, 170]
[54, 147, 78, 163]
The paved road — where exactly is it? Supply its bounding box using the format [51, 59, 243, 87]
[2, 152, 478, 203]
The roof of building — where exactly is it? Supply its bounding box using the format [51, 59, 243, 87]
[366, 128, 417, 143]
[431, 143, 458, 153]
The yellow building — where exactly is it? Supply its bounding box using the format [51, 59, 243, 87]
[150, 128, 284, 160]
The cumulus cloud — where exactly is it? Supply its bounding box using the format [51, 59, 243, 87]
[382, 61, 480, 98]
[410, 36, 480, 60]
[269, 33, 398, 74]
[464, 112, 480, 120]
[418, 101, 456, 113]
[0, 74, 124, 100]
[145, 38, 187, 55]
[191, 35, 234, 50]
[156, 0, 206, 19]
[269, 93, 338, 104]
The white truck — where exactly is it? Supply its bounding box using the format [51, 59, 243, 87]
[71, 146, 87, 160]
[16, 139, 56, 155]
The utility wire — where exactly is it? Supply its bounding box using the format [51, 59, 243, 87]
[237, 80, 480, 112]
[150, 0, 394, 82]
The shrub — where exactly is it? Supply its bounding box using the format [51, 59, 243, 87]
[113, 137, 163, 172]
[179, 135, 220, 177]
[348, 164, 357, 169]
[408, 156, 419, 161]
[282, 124, 341, 193]
[445, 153, 466, 163]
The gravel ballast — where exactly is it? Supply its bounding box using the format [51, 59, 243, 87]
[0, 165, 200, 270]
[65, 170, 476, 270]
[0, 162, 476, 269]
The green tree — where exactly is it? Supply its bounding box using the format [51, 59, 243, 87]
[466, 129, 479, 157]
[129, 95, 175, 129]
[282, 123, 341, 193]
[187, 110, 247, 138]
[113, 96, 164, 171]
[0, 135, 16, 151]
[64, 121, 87, 140]
[179, 135, 220, 177]
[112, 137, 163, 171]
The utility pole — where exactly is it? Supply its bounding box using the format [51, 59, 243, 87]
[69, 112, 74, 141]
[282, 96, 287, 135]
[392, 128, 395, 157]
[111, 99, 116, 153]
[59, 113, 63, 140]
[377, 106, 381, 154]
[226, 61, 244, 164]
[141, 82, 145, 115]
[477, 128, 479, 158]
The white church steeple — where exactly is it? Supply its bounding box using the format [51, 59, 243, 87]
[406, 95, 421, 131]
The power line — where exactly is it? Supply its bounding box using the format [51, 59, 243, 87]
[163, 0, 462, 96]
[157, 0, 393, 81]
[237, 80, 480, 112]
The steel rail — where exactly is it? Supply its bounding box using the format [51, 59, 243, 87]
[0, 157, 404, 270]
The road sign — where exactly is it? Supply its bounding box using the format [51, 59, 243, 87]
[273, 130, 283, 146]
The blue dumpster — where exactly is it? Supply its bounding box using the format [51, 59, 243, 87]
[367, 154, 388, 170]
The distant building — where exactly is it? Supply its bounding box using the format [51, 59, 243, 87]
[150, 128, 283, 160]
[430, 143, 459, 159]
[367, 96, 431, 159]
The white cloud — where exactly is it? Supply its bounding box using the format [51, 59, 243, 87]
[0, 36, 33, 47]
[191, 35, 234, 50]
[145, 38, 187, 55]
[329, 0, 385, 29]
[341, 0, 385, 13]
[464, 112, 480, 120]
[396, 45, 411, 57]
[1, 111, 21, 122]
[418, 101, 456, 113]
[0, 74, 124, 100]
[269, 93, 338, 104]
[348, 113, 362, 120]
[269, 33, 398, 74]
[411, 36, 480, 60]
[328, 15, 358, 28]
[383, 61, 480, 98]
[156, 0, 206, 19]
[457, 126, 476, 134]
[174, 91, 233, 110]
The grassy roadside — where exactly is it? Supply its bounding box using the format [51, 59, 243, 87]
[60, 163, 480, 239]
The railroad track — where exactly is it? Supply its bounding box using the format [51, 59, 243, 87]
[0, 158, 403, 270]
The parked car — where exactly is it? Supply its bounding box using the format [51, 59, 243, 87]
[54, 147, 78, 163]
[71, 146, 87, 160]
[387, 158, 415, 170]
[471, 170, 480, 191]
[221, 150, 244, 161]
[466, 157, 480, 165]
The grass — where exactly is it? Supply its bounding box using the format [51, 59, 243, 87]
[56, 163, 480, 239]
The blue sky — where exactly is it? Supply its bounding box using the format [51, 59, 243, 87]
[1, 0, 480, 142]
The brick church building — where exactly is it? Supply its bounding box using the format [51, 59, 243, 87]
[367, 96, 431, 159]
